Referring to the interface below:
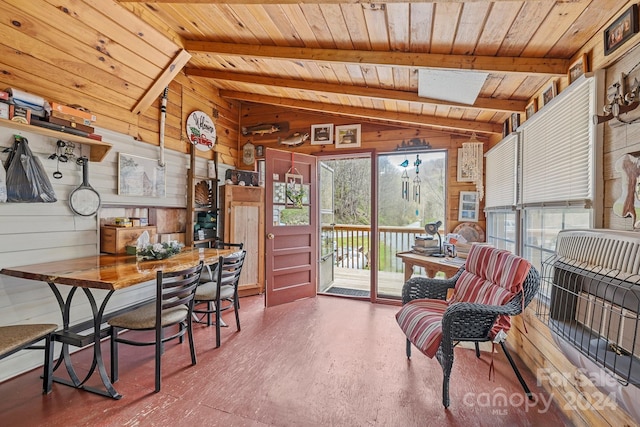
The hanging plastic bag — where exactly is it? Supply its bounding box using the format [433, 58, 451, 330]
[0, 159, 6, 203]
[5, 135, 57, 203]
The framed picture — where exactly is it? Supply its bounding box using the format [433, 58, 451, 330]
[458, 191, 479, 222]
[568, 53, 588, 85]
[525, 98, 538, 120]
[511, 113, 520, 132]
[502, 118, 510, 138]
[540, 81, 557, 107]
[311, 124, 333, 145]
[118, 153, 166, 197]
[335, 124, 361, 149]
[604, 4, 639, 56]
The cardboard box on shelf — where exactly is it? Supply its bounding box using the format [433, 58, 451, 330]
[100, 225, 157, 254]
[50, 102, 96, 122]
[47, 115, 94, 133]
[9, 105, 31, 124]
[50, 110, 92, 126]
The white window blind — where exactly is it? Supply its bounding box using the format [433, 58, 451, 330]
[520, 78, 594, 205]
[485, 133, 517, 209]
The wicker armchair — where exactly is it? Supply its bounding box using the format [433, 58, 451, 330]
[397, 246, 540, 408]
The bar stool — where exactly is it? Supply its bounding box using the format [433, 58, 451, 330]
[0, 323, 58, 394]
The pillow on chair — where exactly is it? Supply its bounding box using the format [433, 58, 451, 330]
[396, 245, 531, 358]
[450, 245, 531, 336]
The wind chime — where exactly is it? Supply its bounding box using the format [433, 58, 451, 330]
[413, 154, 422, 204]
[400, 157, 410, 201]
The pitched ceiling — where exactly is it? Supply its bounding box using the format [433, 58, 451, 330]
[0, 1, 630, 138]
[118, 0, 625, 136]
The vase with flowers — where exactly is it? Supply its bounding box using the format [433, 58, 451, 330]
[136, 241, 183, 261]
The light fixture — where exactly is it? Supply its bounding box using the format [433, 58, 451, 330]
[425, 220, 445, 258]
[460, 133, 484, 201]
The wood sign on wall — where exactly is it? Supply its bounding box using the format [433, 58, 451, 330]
[613, 153, 640, 228]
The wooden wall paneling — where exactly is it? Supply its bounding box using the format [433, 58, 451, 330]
[508, 305, 637, 426]
[0, 122, 201, 381]
[0, 41, 140, 108]
[0, 65, 137, 136]
[238, 104, 484, 235]
[43, 0, 174, 70]
[0, 1, 153, 92]
[83, 0, 179, 55]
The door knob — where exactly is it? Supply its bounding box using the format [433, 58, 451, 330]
[267, 233, 275, 239]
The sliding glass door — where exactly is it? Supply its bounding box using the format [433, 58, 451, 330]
[376, 151, 447, 298]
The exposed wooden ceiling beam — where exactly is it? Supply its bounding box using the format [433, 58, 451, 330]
[120, 0, 557, 3]
[185, 41, 568, 76]
[220, 90, 503, 135]
[132, 49, 191, 114]
[186, 68, 526, 113]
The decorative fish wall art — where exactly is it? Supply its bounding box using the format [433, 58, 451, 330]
[241, 122, 289, 136]
[278, 132, 310, 147]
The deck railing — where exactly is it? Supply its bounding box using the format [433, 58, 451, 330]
[334, 224, 424, 272]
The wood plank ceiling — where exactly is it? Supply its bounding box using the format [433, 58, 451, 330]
[0, 0, 630, 137]
[119, 0, 626, 136]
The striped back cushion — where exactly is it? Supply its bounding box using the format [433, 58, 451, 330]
[451, 244, 531, 335]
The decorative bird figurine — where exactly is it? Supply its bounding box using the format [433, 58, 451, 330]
[399, 159, 409, 167]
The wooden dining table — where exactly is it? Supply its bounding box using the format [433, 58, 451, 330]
[0, 247, 233, 399]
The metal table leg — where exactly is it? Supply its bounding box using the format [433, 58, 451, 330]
[48, 282, 122, 399]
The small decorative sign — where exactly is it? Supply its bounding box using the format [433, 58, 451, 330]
[242, 141, 256, 165]
[186, 111, 216, 151]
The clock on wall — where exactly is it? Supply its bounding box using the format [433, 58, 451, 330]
[186, 111, 216, 151]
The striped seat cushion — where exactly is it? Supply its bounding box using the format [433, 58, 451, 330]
[396, 245, 532, 358]
[451, 244, 531, 336]
[396, 299, 449, 358]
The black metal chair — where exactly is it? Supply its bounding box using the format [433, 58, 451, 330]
[0, 323, 57, 394]
[108, 262, 203, 393]
[396, 245, 540, 408]
[200, 242, 244, 283]
[193, 249, 246, 348]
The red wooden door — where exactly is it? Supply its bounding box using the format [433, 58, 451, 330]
[265, 149, 317, 307]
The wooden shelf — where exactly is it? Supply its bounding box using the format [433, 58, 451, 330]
[194, 237, 216, 244]
[186, 148, 219, 248]
[0, 117, 112, 162]
[194, 206, 215, 212]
